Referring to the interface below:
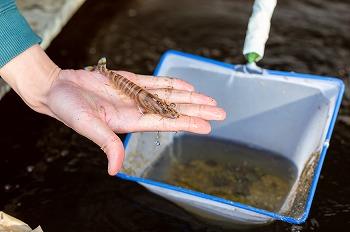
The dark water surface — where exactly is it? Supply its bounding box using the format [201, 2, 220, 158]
[1, 0, 350, 231]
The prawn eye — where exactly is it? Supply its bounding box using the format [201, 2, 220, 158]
[170, 103, 176, 108]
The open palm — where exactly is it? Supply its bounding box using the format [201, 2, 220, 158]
[46, 69, 226, 175]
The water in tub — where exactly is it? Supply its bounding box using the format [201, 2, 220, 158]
[142, 135, 298, 213]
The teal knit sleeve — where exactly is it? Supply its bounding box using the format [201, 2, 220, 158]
[0, 0, 42, 68]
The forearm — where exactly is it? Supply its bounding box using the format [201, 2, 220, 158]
[0, 45, 60, 115]
[0, 0, 58, 115]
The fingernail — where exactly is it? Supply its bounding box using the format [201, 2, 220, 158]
[106, 153, 113, 175]
[108, 161, 111, 174]
[220, 110, 227, 120]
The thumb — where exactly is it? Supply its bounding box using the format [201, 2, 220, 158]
[69, 114, 125, 175]
[101, 133, 125, 175]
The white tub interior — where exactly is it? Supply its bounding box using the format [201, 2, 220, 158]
[156, 54, 338, 172]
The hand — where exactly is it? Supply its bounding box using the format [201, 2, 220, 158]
[0, 45, 226, 175]
[47, 69, 226, 175]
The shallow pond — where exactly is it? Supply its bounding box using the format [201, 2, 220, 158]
[1, 0, 350, 231]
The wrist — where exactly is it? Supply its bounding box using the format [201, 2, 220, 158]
[0, 45, 60, 115]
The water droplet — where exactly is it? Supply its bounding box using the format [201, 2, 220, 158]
[4, 184, 11, 191]
[324, 140, 330, 148]
[61, 150, 69, 157]
[26, 165, 34, 173]
[154, 131, 160, 146]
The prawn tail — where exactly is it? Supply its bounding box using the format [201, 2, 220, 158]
[85, 57, 107, 72]
[98, 57, 107, 69]
[84, 65, 96, 71]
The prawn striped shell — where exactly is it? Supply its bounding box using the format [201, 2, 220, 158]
[95, 57, 180, 119]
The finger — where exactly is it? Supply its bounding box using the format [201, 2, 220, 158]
[176, 104, 226, 120]
[133, 115, 212, 134]
[113, 71, 195, 91]
[71, 113, 125, 175]
[148, 89, 217, 106]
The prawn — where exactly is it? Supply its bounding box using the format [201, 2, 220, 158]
[87, 58, 180, 119]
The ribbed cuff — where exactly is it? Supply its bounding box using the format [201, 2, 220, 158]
[0, 3, 42, 68]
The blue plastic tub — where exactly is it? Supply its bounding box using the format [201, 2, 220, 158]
[117, 50, 345, 226]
